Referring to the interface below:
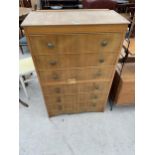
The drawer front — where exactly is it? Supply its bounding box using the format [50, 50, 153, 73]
[77, 100, 105, 113]
[45, 94, 77, 112]
[42, 81, 109, 95]
[77, 93, 107, 112]
[29, 35, 58, 55]
[76, 67, 113, 81]
[77, 92, 106, 103]
[34, 54, 66, 69]
[45, 93, 106, 115]
[39, 69, 68, 83]
[78, 81, 109, 93]
[29, 33, 121, 55]
[45, 94, 77, 105]
[67, 52, 118, 67]
[45, 92, 106, 104]
[43, 84, 78, 95]
[35, 52, 117, 70]
[39, 67, 113, 84]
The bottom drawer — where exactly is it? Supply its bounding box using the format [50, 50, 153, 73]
[47, 100, 106, 116]
[45, 94, 77, 116]
[77, 100, 106, 113]
[44, 92, 107, 116]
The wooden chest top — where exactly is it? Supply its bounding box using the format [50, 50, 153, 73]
[21, 9, 129, 26]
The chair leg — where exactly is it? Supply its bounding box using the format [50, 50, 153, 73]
[19, 45, 24, 54]
[19, 76, 29, 99]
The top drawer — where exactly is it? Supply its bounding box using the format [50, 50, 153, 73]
[29, 33, 122, 55]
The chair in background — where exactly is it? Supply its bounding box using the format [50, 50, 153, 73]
[19, 0, 32, 8]
[19, 57, 35, 100]
[19, 34, 28, 54]
[82, 0, 117, 10]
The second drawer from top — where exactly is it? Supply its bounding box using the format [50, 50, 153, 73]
[34, 52, 118, 70]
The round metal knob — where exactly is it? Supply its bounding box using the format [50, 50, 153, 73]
[94, 85, 100, 90]
[99, 59, 104, 63]
[52, 74, 59, 80]
[92, 95, 98, 99]
[49, 60, 57, 65]
[47, 43, 54, 48]
[92, 99, 97, 107]
[101, 40, 108, 47]
[95, 71, 102, 77]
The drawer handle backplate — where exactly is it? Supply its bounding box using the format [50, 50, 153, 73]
[94, 85, 100, 90]
[99, 59, 104, 63]
[92, 99, 97, 107]
[49, 60, 57, 65]
[92, 95, 98, 99]
[101, 40, 108, 47]
[52, 74, 59, 80]
[95, 71, 102, 77]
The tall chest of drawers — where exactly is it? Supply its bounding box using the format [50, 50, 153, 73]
[22, 10, 129, 116]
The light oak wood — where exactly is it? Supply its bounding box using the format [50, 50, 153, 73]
[38, 66, 113, 84]
[45, 92, 107, 115]
[34, 52, 118, 70]
[123, 38, 135, 55]
[128, 38, 135, 55]
[42, 81, 110, 95]
[23, 10, 128, 116]
[29, 33, 122, 54]
[110, 63, 135, 105]
[24, 25, 128, 34]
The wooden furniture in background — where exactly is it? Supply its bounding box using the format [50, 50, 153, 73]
[110, 63, 135, 105]
[110, 20, 135, 108]
[82, 0, 117, 9]
[22, 10, 129, 116]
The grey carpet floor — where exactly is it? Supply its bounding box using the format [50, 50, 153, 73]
[19, 48, 134, 155]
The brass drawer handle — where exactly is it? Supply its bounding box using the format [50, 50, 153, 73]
[99, 58, 104, 63]
[49, 60, 57, 65]
[95, 71, 102, 77]
[52, 74, 59, 80]
[94, 85, 100, 90]
[47, 43, 54, 48]
[92, 99, 97, 107]
[101, 40, 108, 47]
[92, 95, 98, 99]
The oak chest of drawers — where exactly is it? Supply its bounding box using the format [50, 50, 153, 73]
[22, 10, 129, 116]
